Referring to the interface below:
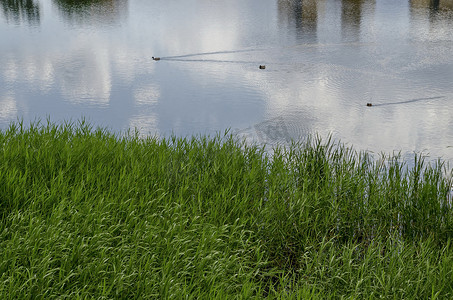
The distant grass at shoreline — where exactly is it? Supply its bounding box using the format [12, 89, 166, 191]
[0, 120, 452, 299]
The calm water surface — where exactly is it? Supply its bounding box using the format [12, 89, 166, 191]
[1, 0, 453, 163]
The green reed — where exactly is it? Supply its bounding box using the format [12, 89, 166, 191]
[0, 120, 452, 299]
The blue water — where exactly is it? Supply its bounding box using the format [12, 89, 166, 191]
[1, 0, 453, 165]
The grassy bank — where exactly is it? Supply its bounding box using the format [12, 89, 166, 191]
[0, 120, 452, 299]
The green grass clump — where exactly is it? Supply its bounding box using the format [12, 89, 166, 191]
[0, 120, 452, 299]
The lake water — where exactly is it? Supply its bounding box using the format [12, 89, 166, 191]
[1, 0, 453, 164]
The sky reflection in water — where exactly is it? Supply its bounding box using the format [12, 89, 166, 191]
[0, 0, 453, 164]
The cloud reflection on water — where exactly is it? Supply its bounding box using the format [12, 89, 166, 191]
[0, 0, 452, 163]
[0, 94, 17, 122]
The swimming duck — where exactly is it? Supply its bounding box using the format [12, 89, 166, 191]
[259, 65, 266, 69]
[152, 57, 161, 61]
[366, 103, 373, 107]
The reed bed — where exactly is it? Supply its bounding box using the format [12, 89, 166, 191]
[0, 120, 452, 299]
